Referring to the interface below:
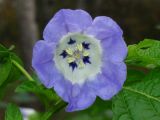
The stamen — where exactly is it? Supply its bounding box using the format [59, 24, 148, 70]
[74, 52, 81, 59]
[60, 41, 91, 71]
[78, 60, 85, 68]
[66, 48, 73, 55]
[83, 51, 89, 56]
[67, 57, 75, 63]
[77, 44, 83, 51]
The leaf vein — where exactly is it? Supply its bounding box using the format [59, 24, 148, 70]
[123, 86, 160, 103]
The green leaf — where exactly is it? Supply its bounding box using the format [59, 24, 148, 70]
[0, 44, 8, 51]
[124, 69, 145, 85]
[0, 44, 23, 99]
[0, 44, 10, 60]
[5, 103, 23, 120]
[15, 81, 60, 108]
[126, 39, 160, 68]
[0, 59, 12, 86]
[28, 112, 41, 120]
[0, 44, 23, 86]
[7, 53, 23, 82]
[0, 45, 11, 86]
[112, 68, 160, 120]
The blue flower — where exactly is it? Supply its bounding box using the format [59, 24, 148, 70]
[32, 9, 127, 112]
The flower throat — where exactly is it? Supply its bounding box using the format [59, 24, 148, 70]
[60, 38, 91, 71]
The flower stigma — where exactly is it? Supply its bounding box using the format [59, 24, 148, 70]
[64, 43, 91, 70]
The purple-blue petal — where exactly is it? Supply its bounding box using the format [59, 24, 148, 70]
[89, 61, 126, 100]
[101, 35, 127, 63]
[53, 78, 72, 102]
[53, 79, 96, 112]
[32, 40, 63, 88]
[43, 9, 92, 42]
[85, 16, 123, 40]
[66, 84, 96, 112]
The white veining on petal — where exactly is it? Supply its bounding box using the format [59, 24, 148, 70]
[54, 33, 102, 85]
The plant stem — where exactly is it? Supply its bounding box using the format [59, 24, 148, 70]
[11, 59, 34, 82]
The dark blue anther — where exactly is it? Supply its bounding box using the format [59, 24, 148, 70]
[60, 50, 68, 58]
[68, 38, 76, 45]
[82, 42, 90, 49]
[69, 62, 77, 71]
[83, 56, 91, 64]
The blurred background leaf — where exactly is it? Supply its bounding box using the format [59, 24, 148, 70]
[5, 103, 23, 120]
[15, 80, 60, 109]
[0, 44, 23, 100]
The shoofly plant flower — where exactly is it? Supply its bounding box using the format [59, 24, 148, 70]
[32, 9, 127, 112]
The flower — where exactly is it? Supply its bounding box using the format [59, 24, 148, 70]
[32, 9, 127, 112]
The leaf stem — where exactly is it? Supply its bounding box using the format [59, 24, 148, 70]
[11, 59, 34, 82]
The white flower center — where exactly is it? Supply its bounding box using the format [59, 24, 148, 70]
[54, 33, 102, 84]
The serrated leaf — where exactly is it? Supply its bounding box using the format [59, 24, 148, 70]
[112, 68, 160, 120]
[5, 103, 23, 120]
[126, 39, 160, 68]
